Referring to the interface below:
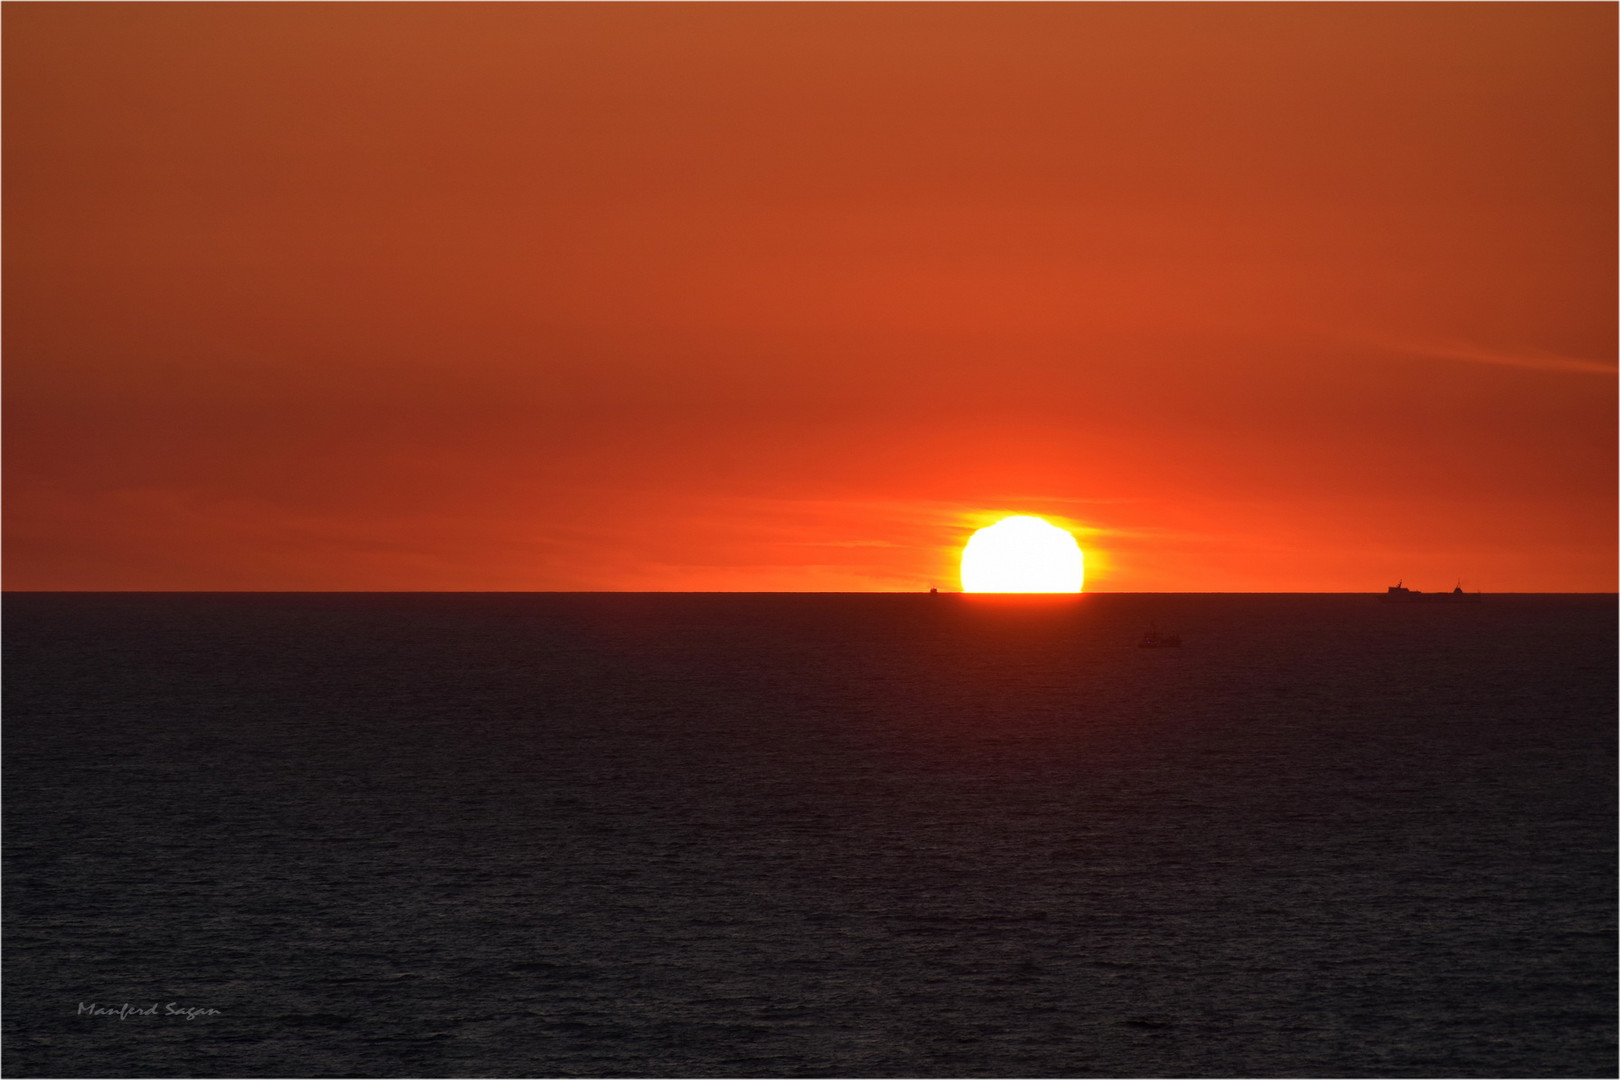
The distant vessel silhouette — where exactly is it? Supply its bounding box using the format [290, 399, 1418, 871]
[1138, 626, 1181, 648]
[1382, 581, 1482, 603]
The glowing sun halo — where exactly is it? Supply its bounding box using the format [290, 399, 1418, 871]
[960, 516, 1084, 593]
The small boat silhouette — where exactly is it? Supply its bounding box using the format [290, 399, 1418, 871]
[1382, 580, 1481, 603]
[1139, 626, 1181, 648]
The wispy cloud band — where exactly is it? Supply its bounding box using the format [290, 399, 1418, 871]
[1392, 339, 1617, 377]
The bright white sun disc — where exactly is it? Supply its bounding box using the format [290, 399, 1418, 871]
[960, 516, 1084, 593]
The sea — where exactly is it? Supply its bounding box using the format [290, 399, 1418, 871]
[4, 592, 1615, 1078]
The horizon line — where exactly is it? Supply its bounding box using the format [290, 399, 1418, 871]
[4, 589, 1615, 597]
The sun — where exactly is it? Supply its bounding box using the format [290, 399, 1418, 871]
[960, 516, 1084, 593]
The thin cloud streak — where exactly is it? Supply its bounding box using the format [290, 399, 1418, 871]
[1393, 340, 1617, 377]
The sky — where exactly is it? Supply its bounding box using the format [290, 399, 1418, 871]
[5, 3, 1615, 591]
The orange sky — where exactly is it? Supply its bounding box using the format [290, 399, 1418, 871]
[6, 3, 1615, 591]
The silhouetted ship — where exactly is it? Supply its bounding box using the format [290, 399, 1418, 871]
[1139, 627, 1181, 648]
[1382, 581, 1482, 603]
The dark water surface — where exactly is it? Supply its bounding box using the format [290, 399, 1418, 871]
[5, 593, 1615, 1077]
